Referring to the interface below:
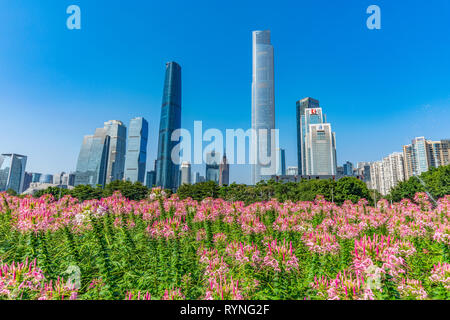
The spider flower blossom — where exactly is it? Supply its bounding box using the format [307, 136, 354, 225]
[205, 274, 243, 300]
[146, 217, 189, 239]
[429, 263, 450, 290]
[302, 231, 340, 255]
[0, 258, 45, 300]
[225, 241, 261, 267]
[397, 278, 428, 300]
[262, 239, 299, 272]
[163, 288, 185, 300]
[126, 291, 152, 300]
[310, 271, 367, 300]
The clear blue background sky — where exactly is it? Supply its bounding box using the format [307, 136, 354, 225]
[1, 0, 449, 184]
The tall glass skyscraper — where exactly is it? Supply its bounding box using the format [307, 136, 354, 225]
[252, 30, 275, 185]
[156, 62, 182, 191]
[296, 97, 320, 175]
[104, 120, 127, 183]
[219, 153, 230, 186]
[124, 117, 148, 183]
[276, 148, 286, 176]
[0, 153, 27, 194]
[75, 128, 110, 187]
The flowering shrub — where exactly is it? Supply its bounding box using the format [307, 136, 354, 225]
[0, 192, 449, 300]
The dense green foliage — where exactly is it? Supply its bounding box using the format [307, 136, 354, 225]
[34, 181, 150, 201]
[178, 177, 373, 205]
[389, 165, 450, 202]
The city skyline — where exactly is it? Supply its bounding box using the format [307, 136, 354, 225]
[1, 1, 449, 185]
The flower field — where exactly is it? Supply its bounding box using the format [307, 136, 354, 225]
[0, 189, 449, 300]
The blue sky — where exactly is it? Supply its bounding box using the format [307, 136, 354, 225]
[0, 0, 449, 184]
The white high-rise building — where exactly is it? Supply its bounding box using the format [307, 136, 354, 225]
[382, 152, 405, 195]
[251, 30, 275, 185]
[304, 123, 337, 176]
[369, 152, 405, 195]
[180, 161, 191, 185]
[369, 161, 385, 194]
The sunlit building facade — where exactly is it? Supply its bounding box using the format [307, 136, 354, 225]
[75, 128, 110, 187]
[124, 117, 148, 184]
[0, 154, 27, 194]
[252, 30, 275, 184]
[104, 120, 127, 184]
[296, 97, 320, 175]
[156, 62, 182, 190]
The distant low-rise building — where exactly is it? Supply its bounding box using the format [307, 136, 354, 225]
[22, 183, 74, 196]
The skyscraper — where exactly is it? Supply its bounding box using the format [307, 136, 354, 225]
[0, 154, 27, 194]
[382, 152, 405, 194]
[104, 120, 127, 184]
[206, 151, 220, 184]
[304, 123, 337, 176]
[219, 153, 230, 186]
[369, 152, 405, 195]
[403, 144, 414, 180]
[296, 97, 320, 175]
[194, 172, 206, 184]
[252, 30, 275, 185]
[412, 137, 429, 176]
[427, 139, 450, 168]
[156, 62, 182, 191]
[276, 148, 286, 176]
[22, 172, 32, 192]
[180, 161, 192, 185]
[31, 173, 42, 183]
[75, 128, 110, 187]
[403, 137, 449, 179]
[343, 161, 354, 176]
[124, 117, 148, 184]
[146, 171, 156, 188]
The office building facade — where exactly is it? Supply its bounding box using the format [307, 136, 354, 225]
[124, 117, 148, 183]
[0, 154, 28, 194]
[180, 161, 192, 185]
[219, 154, 230, 186]
[146, 171, 156, 188]
[75, 128, 111, 187]
[251, 30, 275, 185]
[343, 161, 354, 176]
[104, 120, 127, 184]
[276, 148, 286, 176]
[156, 62, 182, 190]
[206, 151, 220, 184]
[296, 97, 320, 175]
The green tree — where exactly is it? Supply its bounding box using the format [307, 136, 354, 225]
[389, 165, 450, 202]
[5, 189, 18, 196]
[334, 177, 371, 204]
[103, 180, 149, 201]
[70, 184, 104, 201]
[178, 181, 220, 201]
[34, 186, 70, 200]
